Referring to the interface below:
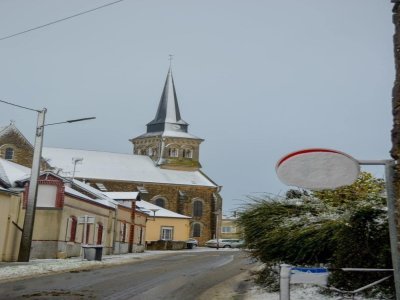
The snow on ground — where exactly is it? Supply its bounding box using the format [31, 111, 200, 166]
[0, 249, 195, 283]
[0, 248, 382, 299]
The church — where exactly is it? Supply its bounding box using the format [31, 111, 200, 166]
[0, 68, 222, 245]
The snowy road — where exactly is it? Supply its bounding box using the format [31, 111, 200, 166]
[0, 250, 254, 300]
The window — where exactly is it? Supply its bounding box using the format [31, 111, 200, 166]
[183, 149, 193, 158]
[161, 227, 173, 240]
[222, 226, 236, 233]
[97, 223, 103, 245]
[155, 198, 165, 208]
[193, 200, 203, 217]
[147, 148, 153, 156]
[85, 223, 90, 244]
[193, 223, 201, 237]
[70, 216, 77, 242]
[121, 222, 127, 243]
[37, 184, 57, 207]
[5, 147, 14, 160]
[169, 148, 178, 158]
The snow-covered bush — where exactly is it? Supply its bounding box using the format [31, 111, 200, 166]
[237, 172, 393, 298]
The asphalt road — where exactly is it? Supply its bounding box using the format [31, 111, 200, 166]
[0, 250, 254, 300]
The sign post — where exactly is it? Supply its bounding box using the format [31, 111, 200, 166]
[276, 149, 400, 299]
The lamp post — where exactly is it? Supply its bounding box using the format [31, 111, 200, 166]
[18, 108, 46, 262]
[149, 208, 159, 221]
[0, 100, 96, 262]
[213, 210, 221, 250]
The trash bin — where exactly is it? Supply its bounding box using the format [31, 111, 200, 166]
[186, 242, 194, 249]
[82, 245, 103, 261]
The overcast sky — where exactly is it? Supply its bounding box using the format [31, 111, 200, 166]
[0, 1, 394, 213]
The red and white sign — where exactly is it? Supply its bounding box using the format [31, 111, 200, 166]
[276, 148, 360, 190]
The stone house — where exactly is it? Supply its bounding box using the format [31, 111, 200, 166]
[0, 68, 222, 245]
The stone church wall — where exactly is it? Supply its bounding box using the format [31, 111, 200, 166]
[83, 179, 219, 245]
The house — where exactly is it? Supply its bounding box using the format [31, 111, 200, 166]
[136, 200, 191, 243]
[0, 158, 146, 261]
[0, 68, 223, 245]
[220, 214, 242, 240]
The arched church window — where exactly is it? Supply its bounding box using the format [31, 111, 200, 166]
[183, 149, 193, 158]
[192, 223, 201, 237]
[193, 200, 203, 217]
[5, 147, 14, 160]
[169, 148, 178, 158]
[155, 198, 166, 208]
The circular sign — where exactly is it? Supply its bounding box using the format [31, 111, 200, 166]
[276, 148, 360, 190]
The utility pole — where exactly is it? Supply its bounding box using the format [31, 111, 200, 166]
[18, 108, 46, 262]
[392, 2, 400, 299]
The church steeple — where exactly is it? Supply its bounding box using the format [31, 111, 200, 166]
[131, 67, 203, 171]
[146, 68, 189, 134]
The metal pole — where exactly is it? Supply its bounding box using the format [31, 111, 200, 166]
[358, 159, 400, 299]
[18, 108, 46, 262]
[215, 210, 219, 250]
[385, 161, 400, 300]
[280, 264, 291, 300]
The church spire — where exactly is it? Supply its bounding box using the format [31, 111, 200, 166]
[146, 67, 188, 133]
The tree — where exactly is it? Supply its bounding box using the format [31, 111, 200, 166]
[237, 172, 393, 297]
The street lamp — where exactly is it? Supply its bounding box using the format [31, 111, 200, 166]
[0, 100, 95, 262]
[149, 208, 159, 221]
[213, 210, 221, 250]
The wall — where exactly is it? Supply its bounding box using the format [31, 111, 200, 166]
[145, 217, 190, 242]
[84, 179, 220, 245]
[0, 191, 23, 262]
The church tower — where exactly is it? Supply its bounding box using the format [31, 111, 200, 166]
[130, 68, 203, 171]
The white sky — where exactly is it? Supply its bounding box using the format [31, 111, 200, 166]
[0, 1, 394, 213]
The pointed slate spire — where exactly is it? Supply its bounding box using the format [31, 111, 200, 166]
[147, 67, 188, 133]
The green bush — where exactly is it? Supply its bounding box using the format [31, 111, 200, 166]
[237, 172, 394, 298]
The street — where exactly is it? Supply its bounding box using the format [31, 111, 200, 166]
[0, 250, 254, 300]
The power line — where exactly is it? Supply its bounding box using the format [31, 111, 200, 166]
[0, 0, 126, 42]
[0, 99, 40, 112]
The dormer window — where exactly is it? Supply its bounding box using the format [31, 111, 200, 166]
[5, 147, 14, 160]
[169, 148, 178, 158]
[183, 149, 193, 159]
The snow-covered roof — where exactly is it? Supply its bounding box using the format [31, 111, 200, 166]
[42, 147, 217, 187]
[102, 192, 139, 200]
[136, 130, 202, 140]
[67, 180, 118, 209]
[0, 158, 31, 187]
[64, 186, 96, 202]
[0, 124, 34, 148]
[136, 200, 191, 219]
[0, 186, 13, 193]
